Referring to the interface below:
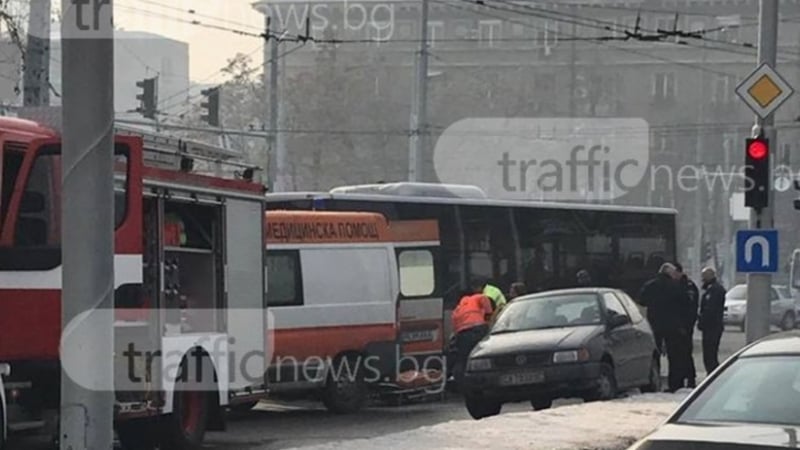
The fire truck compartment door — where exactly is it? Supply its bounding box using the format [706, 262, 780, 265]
[225, 198, 266, 391]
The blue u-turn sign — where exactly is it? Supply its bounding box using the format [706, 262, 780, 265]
[736, 230, 779, 273]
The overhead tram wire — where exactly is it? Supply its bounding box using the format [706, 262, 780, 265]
[471, 0, 800, 61]
[128, 0, 264, 32]
[436, 0, 740, 77]
[159, 43, 307, 118]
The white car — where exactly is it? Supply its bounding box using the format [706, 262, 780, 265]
[724, 284, 797, 331]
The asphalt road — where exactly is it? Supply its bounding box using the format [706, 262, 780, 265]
[9, 327, 752, 450]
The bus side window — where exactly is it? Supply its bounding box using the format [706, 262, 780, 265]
[398, 249, 435, 298]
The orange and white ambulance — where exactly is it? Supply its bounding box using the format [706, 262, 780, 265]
[264, 211, 444, 412]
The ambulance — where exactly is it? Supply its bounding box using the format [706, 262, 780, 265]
[264, 211, 445, 412]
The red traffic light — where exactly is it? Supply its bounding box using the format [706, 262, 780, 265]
[747, 140, 768, 160]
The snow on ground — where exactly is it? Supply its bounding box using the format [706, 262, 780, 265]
[290, 391, 691, 450]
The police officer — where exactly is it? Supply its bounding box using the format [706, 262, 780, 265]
[639, 262, 687, 392]
[674, 263, 699, 388]
[698, 267, 726, 374]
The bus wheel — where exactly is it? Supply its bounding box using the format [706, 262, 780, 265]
[161, 357, 213, 450]
[321, 355, 368, 414]
[117, 419, 158, 450]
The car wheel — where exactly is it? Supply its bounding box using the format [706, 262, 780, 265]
[464, 395, 501, 420]
[584, 363, 617, 402]
[781, 312, 796, 331]
[530, 397, 552, 411]
[641, 355, 662, 393]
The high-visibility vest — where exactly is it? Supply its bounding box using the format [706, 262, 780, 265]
[483, 284, 508, 323]
[483, 284, 507, 310]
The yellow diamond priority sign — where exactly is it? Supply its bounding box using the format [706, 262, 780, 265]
[736, 63, 794, 119]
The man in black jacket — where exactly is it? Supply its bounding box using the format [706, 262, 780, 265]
[675, 263, 699, 388]
[639, 262, 688, 392]
[698, 267, 726, 374]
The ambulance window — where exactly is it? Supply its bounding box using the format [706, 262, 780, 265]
[398, 249, 435, 298]
[266, 250, 303, 306]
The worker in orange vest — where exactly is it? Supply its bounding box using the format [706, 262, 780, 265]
[449, 281, 494, 388]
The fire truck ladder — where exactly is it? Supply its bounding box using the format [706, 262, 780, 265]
[115, 125, 261, 180]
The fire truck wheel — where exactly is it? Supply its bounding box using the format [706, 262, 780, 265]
[116, 418, 158, 450]
[321, 354, 368, 414]
[161, 356, 214, 450]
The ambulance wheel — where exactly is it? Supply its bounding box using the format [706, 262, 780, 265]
[117, 418, 158, 450]
[322, 355, 368, 414]
[161, 356, 213, 450]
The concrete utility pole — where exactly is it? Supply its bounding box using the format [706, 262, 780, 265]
[60, 0, 115, 448]
[23, 0, 51, 106]
[408, 0, 429, 182]
[746, 0, 778, 344]
[267, 36, 281, 191]
[568, 5, 576, 118]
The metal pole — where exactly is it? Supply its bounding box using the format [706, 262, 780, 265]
[409, 0, 429, 182]
[23, 0, 51, 106]
[60, 0, 115, 448]
[268, 35, 279, 191]
[694, 44, 707, 277]
[746, 0, 778, 344]
[276, 40, 287, 192]
[722, 133, 733, 288]
[568, 4, 576, 118]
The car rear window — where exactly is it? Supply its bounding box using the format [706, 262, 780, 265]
[675, 355, 800, 426]
[726, 285, 747, 300]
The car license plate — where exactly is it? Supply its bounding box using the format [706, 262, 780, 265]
[499, 371, 544, 386]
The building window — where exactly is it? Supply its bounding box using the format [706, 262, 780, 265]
[478, 20, 502, 47]
[428, 21, 444, 47]
[652, 72, 676, 101]
[712, 75, 735, 105]
[396, 20, 415, 39]
[453, 20, 472, 39]
[369, 21, 393, 43]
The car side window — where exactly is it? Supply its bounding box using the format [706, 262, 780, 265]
[602, 293, 629, 320]
[616, 292, 644, 323]
[770, 288, 779, 302]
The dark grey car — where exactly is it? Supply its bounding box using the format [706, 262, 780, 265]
[461, 288, 660, 420]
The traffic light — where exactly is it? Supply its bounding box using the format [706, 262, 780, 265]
[136, 77, 158, 119]
[201, 87, 220, 127]
[745, 136, 770, 210]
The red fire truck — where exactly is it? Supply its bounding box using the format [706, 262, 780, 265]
[0, 115, 269, 449]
